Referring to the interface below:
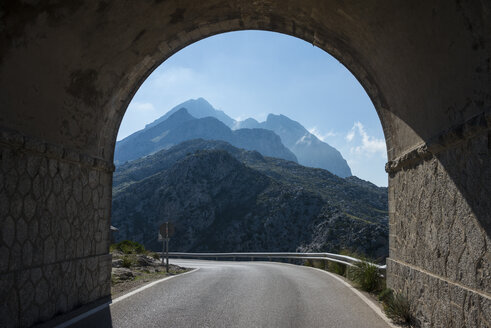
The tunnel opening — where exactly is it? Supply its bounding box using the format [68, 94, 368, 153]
[110, 30, 389, 263]
[1, 2, 489, 327]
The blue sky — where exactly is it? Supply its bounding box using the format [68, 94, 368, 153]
[118, 31, 388, 187]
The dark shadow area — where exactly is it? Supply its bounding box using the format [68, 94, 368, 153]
[67, 306, 113, 328]
[34, 297, 113, 328]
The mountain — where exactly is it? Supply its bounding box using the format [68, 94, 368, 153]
[118, 98, 352, 177]
[145, 97, 235, 128]
[235, 114, 352, 177]
[114, 108, 297, 164]
[112, 139, 388, 259]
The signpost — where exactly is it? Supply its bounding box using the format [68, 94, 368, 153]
[159, 222, 174, 272]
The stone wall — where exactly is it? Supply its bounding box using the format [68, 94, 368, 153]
[0, 129, 113, 327]
[0, 1, 489, 326]
[386, 112, 491, 327]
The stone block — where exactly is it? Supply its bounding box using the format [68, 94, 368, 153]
[2, 216, 15, 247]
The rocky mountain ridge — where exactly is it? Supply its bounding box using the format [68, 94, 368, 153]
[116, 98, 352, 177]
[234, 113, 352, 177]
[112, 139, 388, 260]
[114, 108, 297, 164]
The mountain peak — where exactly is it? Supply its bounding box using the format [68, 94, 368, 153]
[146, 98, 236, 129]
[161, 107, 194, 124]
[266, 113, 305, 129]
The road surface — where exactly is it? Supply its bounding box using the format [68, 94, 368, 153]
[63, 259, 392, 328]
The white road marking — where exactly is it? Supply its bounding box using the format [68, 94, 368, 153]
[55, 268, 200, 328]
[306, 265, 399, 328]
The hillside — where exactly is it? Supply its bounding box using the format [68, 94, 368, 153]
[145, 97, 235, 128]
[117, 98, 352, 178]
[112, 139, 388, 259]
[235, 114, 352, 177]
[114, 108, 297, 164]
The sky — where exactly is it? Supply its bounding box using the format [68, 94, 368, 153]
[118, 31, 388, 187]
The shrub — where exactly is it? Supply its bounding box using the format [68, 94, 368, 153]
[327, 261, 346, 276]
[311, 260, 325, 269]
[383, 292, 413, 324]
[112, 240, 146, 254]
[348, 260, 382, 292]
[378, 288, 393, 303]
[121, 256, 133, 268]
[151, 252, 161, 260]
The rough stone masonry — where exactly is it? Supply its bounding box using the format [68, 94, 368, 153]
[0, 1, 490, 327]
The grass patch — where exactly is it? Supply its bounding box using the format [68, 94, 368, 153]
[327, 261, 347, 276]
[378, 288, 393, 303]
[343, 212, 374, 224]
[121, 256, 134, 268]
[312, 250, 415, 325]
[381, 290, 414, 325]
[111, 240, 146, 254]
[150, 252, 161, 260]
[369, 206, 389, 214]
[347, 259, 383, 293]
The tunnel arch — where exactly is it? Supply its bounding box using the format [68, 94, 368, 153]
[109, 24, 390, 167]
[107, 29, 392, 169]
[0, 1, 489, 327]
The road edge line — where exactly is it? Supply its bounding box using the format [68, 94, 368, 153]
[112, 268, 199, 304]
[54, 268, 200, 328]
[307, 266, 399, 328]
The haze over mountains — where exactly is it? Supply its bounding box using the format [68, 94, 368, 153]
[234, 113, 352, 178]
[112, 139, 388, 259]
[115, 107, 296, 165]
[115, 98, 351, 178]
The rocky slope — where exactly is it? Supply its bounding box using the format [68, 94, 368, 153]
[117, 98, 352, 177]
[114, 108, 297, 164]
[235, 114, 352, 177]
[112, 139, 388, 260]
[145, 97, 235, 128]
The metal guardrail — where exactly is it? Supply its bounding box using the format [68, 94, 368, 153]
[168, 252, 386, 275]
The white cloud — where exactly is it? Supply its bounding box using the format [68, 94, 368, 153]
[151, 66, 199, 87]
[308, 127, 338, 142]
[346, 121, 386, 157]
[345, 130, 355, 142]
[132, 102, 156, 112]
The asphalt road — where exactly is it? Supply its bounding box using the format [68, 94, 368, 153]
[64, 259, 391, 328]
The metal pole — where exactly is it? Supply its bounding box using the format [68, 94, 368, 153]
[165, 238, 169, 273]
[162, 239, 165, 265]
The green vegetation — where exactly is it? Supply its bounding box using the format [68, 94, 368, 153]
[111, 240, 146, 254]
[112, 139, 388, 259]
[302, 249, 413, 325]
[150, 252, 161, 260]
[327, 261, 346, 276]
[322, 254, 413, 326]
[343, 212, 374, 224]
[381, 290, 414, 325]
[377, 288, 394, 303]
[348, 260, 383, 292]
[121, 256, 134, 268]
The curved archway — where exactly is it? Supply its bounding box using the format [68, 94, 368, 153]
[0, 1, 489, 327]
[107, 24, 392, 166]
